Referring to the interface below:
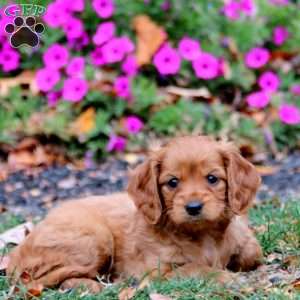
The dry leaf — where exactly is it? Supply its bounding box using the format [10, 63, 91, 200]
[132, 15, 167, 66]
[27, 282, 44, 298]
[150, 293, 173, 300]
[255, 165, 280, 176]
[165, 86, 211, 99]
[292, 279, 300, 290]
[118, 287, 137, 300]
[0, 222, 34, 249]
[71, 107, 96, 136]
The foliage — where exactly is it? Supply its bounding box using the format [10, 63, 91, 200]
[0, 0, 299, 158]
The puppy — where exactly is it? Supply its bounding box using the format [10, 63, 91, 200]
[7, 136, 262, 293]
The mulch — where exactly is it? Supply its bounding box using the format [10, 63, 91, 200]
[0, 153, 299, 218]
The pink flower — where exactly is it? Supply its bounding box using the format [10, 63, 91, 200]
[258, 71, 280, 93]
[63, 78, 88, 102]
[106, 135, 126, 152]
[63, 17, 84, 39]
[273, 26, 289, 46]
[0, 48, 20, 72]
[222, 1, 240, 20]
[290, 84, 300, 96]
[121, 55, 138, 76]
[119, 36, 135, 53]
[178, 37, 201, 61]
[90, 47, 106, 66]
[246, 91, 271, 108]
[269, 0, 289, 5]
[153, 44, 181, 75]
[101, 38, 127, 63]
[43, 2, 71, 28]
[192, 52, 220, 80]
[240, 0, 256, 16]
[43, 44, 69, 69]
[92, 0, 115, 18]
[93, 22, 115, 45]
[57, 0, 84, 12]
[125, 116, 144, 134]
[66, 57, 85, 77]
[68, 31, 89, 50]
[36, 68, 61, 92]
[114, 76, 131, 100]
[47, 91, 62, 107]
[279, 104, 300, 125]
[245, 47, 270, 69]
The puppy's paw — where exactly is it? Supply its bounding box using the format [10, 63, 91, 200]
[60, 278, 103, 294]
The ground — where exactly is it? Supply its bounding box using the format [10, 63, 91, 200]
[0, 155, 300, 299]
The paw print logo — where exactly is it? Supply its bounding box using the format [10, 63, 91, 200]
[5, 16, 44, 48]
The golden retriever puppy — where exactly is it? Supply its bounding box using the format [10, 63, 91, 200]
[7, 136, 262, 293]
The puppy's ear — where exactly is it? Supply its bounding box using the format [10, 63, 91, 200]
[127, 155, 162, 225]
[221, 144, 261, 214]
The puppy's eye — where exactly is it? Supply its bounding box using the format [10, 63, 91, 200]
[206, 174, 219, 185]
[167, 177, 179, 188]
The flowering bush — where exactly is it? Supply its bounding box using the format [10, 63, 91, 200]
[0, 0, 299, 159]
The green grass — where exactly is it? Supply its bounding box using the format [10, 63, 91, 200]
[1, 199, 300, 300]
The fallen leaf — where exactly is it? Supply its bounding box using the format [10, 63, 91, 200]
[0, 222, 34, 249]
[150, 293, 173, 300]
[283, 255, 300, 268]
[71, 107, 96, 136]
[165, 86, 211, 99]
[255, 165, 280, 176]
[132, 15, 167, 66]
[27, 283, 44, 297]
[292, 277, 300, 290]
[118, 287, 137, 300]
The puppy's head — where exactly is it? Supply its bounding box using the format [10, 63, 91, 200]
[128, 136, 261, 228]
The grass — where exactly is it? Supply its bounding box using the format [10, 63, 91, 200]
[0, 199, 300, 299]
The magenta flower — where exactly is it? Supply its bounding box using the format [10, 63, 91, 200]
[246, 91, 271, 108]
[119, 36, 135, 53]
[273, 26, 289, 46]
[90, 47, 106, 66]
[47, 91, 62, 107]
[106, 135, 126, 152]
[93, 22, 115, 45]
[121, 55, 138, 76]
[92, 0, 115, 18]
[178, 37, 201, 61]
[102, 38, 127, 63]
[114, 76, 131, 100]
[240, 0, 256, 16]
[66, 57, 85, 77]
[43, 2, 71, 28]
[63, 78, 88, 102]
[290, 84, 300, 96]
[222, 1, 240, 20]
[63, 17, 84, 39]
[192, 52, 219, 80]
[36, 68, 61, 92]
[57, 0, 84, 12]
[43, 44, 69, 69]
[245, 47, 270, 69]
[0, 48, 20, 72]
[279, 104, 300, 125]
[153, 44, 181, 75]
[125, 116, 144, 134]
[258, 71, 280, 93]
[68, 31, 89, 50]
[161, 0, 171, 11]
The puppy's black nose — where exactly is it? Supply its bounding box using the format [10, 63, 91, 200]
[185, 201, 203, 216]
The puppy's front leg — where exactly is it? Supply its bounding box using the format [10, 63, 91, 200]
[164, 263, 234, 284]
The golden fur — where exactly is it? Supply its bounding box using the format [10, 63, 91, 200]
[7, 136, 263, 292]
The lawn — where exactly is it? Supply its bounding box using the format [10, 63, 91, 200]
[0, 199, 300, 299]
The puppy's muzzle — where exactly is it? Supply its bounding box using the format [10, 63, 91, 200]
[185, 200, 203, 216]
